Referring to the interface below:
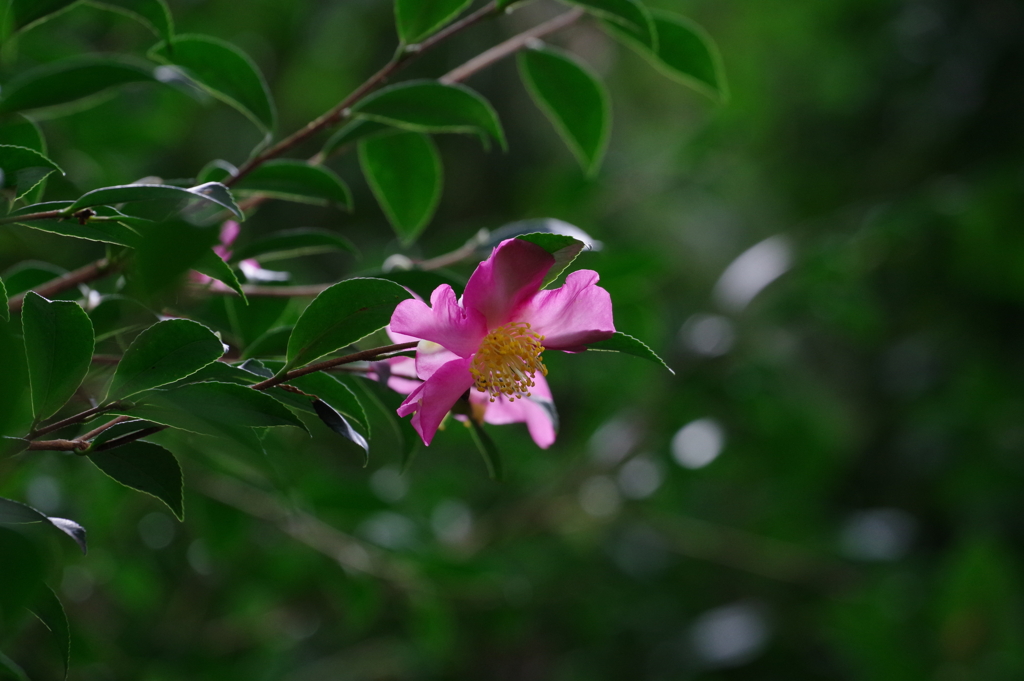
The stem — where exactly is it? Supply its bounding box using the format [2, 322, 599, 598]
[27, 439, 86, 452]
[29, 403, 117, 440]
[0, 209, 66, 226]
[7, 258, 118, 315]
[440, 7, 584, 84]
[93, 426, 163, 452]
[251, 341, 419, 391]
[229, 2, 499, 186]
[79, 415, 132, 442]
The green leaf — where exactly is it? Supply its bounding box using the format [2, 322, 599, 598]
[28, 586, 70, 679]
[118, 381, 306, 436]
[394, 0, 472, 44]
[285, 278, 412, 371]
[0, 277, 7, 323]
[0, 527, 45, 619]
[241, 325, 291, 360]
[106, 318, 225, 400]
[0, 651, 29, 681]
[196, 159, 235, 184]
[518, 45, 611, 176]
[0, 144, 64, 199]
[561, 0, 655, 49]
[231, 228, 356, 263]
[193, 249, 247, 302]
[87, 419, 159, 449]
[88, 0, 174, 43]
[468, 419, 503, 481]
[88, 295, 159, 342]
[88, 440, 184, 519]
[587, 331, 674, 374]
[21, 292, 94, 421]
[352, 80, 505, 149]
[149, 34, 276, 134]
[359, 131, 442, 244]
[606, 9, 727, 101]
[232, 160, 352, 208]
[313, 399, 369, 464]
[515, 233, 586, 288]
[370, 268, 466, 300]
[65, 181, 241, 218]
[0, 497, 88, 554]
[321, 120, 393, 159]
[256, 360, 369, 431]
[9, 202, 143, 247]
[3, 0, 78, 34]
[131, 220, 222, 298]
[0, 56, 156, 116]
[0, 117, 48, 203]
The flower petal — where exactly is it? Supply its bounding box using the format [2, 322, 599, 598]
[516, 269, 615, 350]
[463, 238, 555, 328]
[390, 284, 487, 357]
[397, 356, 475, 446]
[415, 343, 460, 380]
[472, 374, 556, 448]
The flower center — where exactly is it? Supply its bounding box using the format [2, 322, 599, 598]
[470, 322, 548, 402]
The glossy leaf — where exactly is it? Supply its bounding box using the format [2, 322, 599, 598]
[21, 292, 94, 420]
[313, 399, 369, 463]
[606, 9, 727, 101]
[394, 0, 472, 44]
[321, 120, 392, 158]
[515, 233, 586, 288]
[193, 249, 247, 302]
[359, 131, 442, 244]
[232, 160, 352, 208]
[28, 586, 70, 679]
[65, 182, 241, 218]
[587, 331, 674, 374]
[10, 201, 143, 246]
[0, 56, 156, 116]
[90, 0, 174, 43]
[4, 0, 77, 33]
[0, 144, 62, 199]
[106, 319, 224, 400]
[518, 45, 611, 176]
[119, 381, 306, 436]
[468, 419, 503, 481]
[352, 80, 505, 149]
[149, 34, 276, 133]
[0, 497, 88, 554]
[285, 278, 412, 370]
[231, 228, 356, 263]
[562, 0, 655, 49]
[89, 440, 184, 519]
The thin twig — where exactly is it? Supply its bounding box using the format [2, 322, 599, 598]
[0, 209, 67, 226]
[441, 7, 584, 84]
[27, 439, 86, 452]
[7, 258, 118, 315]
[29, 403, 118, 440]
[251, 341, 419, 391]
[79, 415, 132, 443]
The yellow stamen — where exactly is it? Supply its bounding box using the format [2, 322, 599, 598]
[470, 322, 548, 402]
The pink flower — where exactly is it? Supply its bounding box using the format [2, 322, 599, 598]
[390, 237, 615, 446]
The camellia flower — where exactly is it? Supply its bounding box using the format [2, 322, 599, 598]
[390, 237, 615, 446]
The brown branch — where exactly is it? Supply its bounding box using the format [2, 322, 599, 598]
[93, 425, 163, 452]
[29, 403, 119, 439]
[228, 2, 499, 186]
[0, 209, 67, 226]
[440, 7, 585, 84]
[79, 415, 132, 443]
[251, 341, 419, 391]
[7, 258, 118, 315]
[27, 439, 87, 452]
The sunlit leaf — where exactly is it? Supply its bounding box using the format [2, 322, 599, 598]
[359, 131, 442, 244]
[65, 182, 241, 217]
[587, 331, 674, 374]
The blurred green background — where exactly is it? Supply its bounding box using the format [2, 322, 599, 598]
[4, 0, 1024, 678]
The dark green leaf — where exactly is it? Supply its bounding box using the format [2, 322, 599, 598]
[65, 181, 241, 218]
[518, 45, 611, 176]
[149, 34, 276, 133]
[0, 277, 7, 323]
[88, 440, 184, 519]
[241, 325, 291, 360]
[130, 220, 222, 299]
[232, 160, 351, 208]
[1, 260, 65, 296]
[258, 359, 369, 431]
[485, 218, 601, 252]
[106, 318, 224, 400]
[88, 295, 158, 342]
[285, 278, 412, 370]
[0, 650, 29, 681]
[606, 9, 727, 101]
[562, 0, 655, 49]
[8, 201, 148, 247]
[0, 144, 63, 199]
[193, 249, 247, 302]
[587, 331, 674, 374]
[352, 80, 505, 149]
[196, 159, 235, 184]
[28, 586, 70, 679]
[321, 120, 393, 159]
[370, 268, 466, 300]
[0, 527, 45, 619]
[359, 131, 442, 244]
[0, 497, 88, 554]
[515, 232, 586, 288]
[118, 381, 306, 436]
[231, 228, 356, 263]
[0, 56, 155, 116]
[313, 399, 369, 464]
[21, 292, 94, 420]
[468, 419, 503, 481]
[0, 114, 46, 153]
[87, 419, 160, 449]
[4, 0, 78, 34]
[88, 0, 174, 43]
[394, 0, 472, 44]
